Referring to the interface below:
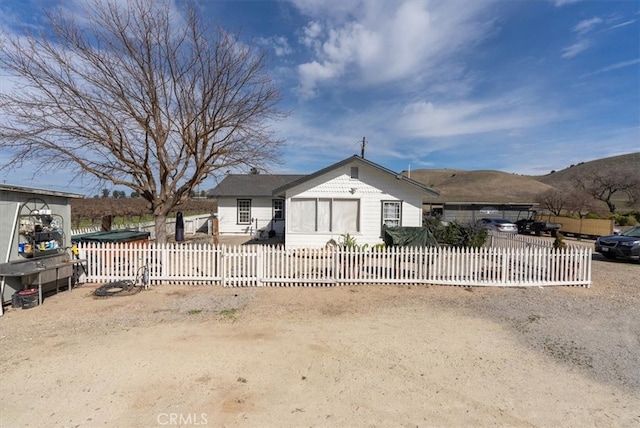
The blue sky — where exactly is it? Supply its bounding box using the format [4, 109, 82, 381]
[0, 0, 638, 196]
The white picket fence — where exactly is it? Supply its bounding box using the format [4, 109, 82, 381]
[75, 239, 592, 287]
[486, 232, 565, 249]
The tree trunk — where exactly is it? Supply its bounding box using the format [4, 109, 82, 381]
[155, 213, 168, 244]
[605, 199, 616, 214]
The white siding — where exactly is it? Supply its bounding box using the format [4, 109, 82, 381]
[284, 160, 425, 249]
[216, 197, 285, 236]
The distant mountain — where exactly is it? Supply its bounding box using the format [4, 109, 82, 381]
[406, 152, 640, 206]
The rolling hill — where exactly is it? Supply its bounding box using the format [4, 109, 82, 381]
[405, 152, 640, 208]
[406, 169, 555, 203]
[532, 152, 640, 189]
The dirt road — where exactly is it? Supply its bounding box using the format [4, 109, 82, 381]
[0, 254, 638, 427]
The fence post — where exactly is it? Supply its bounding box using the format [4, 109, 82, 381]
[257, 245, 264, 286]
[221, 245, 227, 287]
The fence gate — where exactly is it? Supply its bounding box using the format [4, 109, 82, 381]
[221, 245, 261, 287]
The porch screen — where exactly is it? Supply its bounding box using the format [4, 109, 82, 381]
[317, 199, 331, 232]
[289, 199, 316, 232]
[289, 198, 359, 233]
[332, 199, 358, 233]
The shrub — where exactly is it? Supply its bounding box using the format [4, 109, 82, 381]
[553, 233, 567, 250]
[325, 232, 369, 250]
[435, 221, 487, 248]
[612, 213, 638, 226]
[423, 215, 442, 233]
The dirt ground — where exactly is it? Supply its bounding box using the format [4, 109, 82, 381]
[0, 239, 639, 427]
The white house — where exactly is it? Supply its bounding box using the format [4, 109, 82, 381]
[210, 155, 439, 248]
[210, 174, 304, 237]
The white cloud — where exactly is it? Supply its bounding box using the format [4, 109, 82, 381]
[258, 36, 292, 57]
[607, 19, 636, 31]
[562, 40, 589, 58]
[297, 60, 344, 98]
[573, 17, 602, 34]
[291, 0, 495, 98]
[395, 96, 555, 138]
[551, 0, 583, 7]
[301, 21, 323, 46]
[59, 0, 188, 35]
[586, 58, 640, 76]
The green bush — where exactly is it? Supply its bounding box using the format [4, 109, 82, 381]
[423, 215, 442, 233]
[611, 213, 638, 226]
[435, 221, 487, 248]
[553, 232, 567, 250]
[325, 232, 369, 250]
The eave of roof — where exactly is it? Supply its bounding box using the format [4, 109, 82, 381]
[272, 155, 440, 197]
[209, 174, 305, 197]
[0, 184, 85, 199]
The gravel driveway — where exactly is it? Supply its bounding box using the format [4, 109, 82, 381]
[0, 242, 638, 427]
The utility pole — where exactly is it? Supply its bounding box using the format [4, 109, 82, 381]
[360, 136, 366, 158]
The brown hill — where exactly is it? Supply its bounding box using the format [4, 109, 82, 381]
[407, 152, 639, 207]
[406, 169, 555, 203]
[532, 152, 640, 189]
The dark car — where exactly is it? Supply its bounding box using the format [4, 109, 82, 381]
[515, 213, 562, 237]
[595, 226, 640, 262]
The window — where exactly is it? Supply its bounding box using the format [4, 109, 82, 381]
[332, 199, 359, 232]
[272, 199, 284, 220]
[289, 199, 316, 232]
[350, 167, 359, 179]
[237, 199, 251, 224]
[289, 198, 360, 233]
[382, 201, 402, 229]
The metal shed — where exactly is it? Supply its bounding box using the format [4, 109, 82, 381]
[1, 184, 84, 314]
[441, 202, 537, 224]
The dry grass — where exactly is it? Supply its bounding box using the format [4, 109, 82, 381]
[407, 152, 640, 209]
[533, 152, 640, 189]
[407, 169, 554, 203]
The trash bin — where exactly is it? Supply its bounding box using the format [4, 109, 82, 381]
[175, 211, 185, 242]
[11, 292, 22, 308]
[18, 288, 39, 309]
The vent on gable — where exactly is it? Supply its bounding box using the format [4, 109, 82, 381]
[350, 166, 359, 179]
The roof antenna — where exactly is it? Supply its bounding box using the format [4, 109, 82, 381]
[360, 136, 366, 158]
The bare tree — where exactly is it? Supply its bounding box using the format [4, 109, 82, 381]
[535, 189, 567, 216]
[574, 170, 640, 214]
[564, 189, 599, 217]
[0, 0, 285, 242]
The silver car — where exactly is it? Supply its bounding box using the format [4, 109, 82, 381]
[479, 218, 518, 234]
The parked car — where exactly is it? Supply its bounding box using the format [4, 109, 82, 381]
[479, 218, 518, 234]
[594, 226, 640, 262]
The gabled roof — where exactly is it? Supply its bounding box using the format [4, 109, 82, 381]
[273, 155, 440, 197]
[208, 174, 305, 198]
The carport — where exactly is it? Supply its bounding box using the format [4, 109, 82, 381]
[441, 202, 536, 224]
